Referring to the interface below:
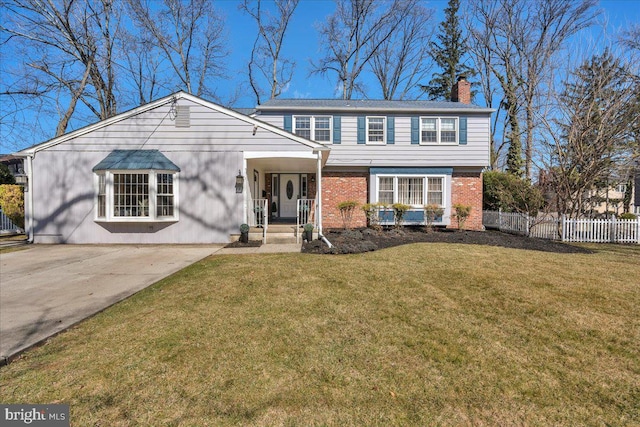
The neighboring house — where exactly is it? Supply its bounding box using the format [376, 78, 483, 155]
[585, 183, 626, 216]
[0, 154, 26, 185]
[15, 78, 493, 244]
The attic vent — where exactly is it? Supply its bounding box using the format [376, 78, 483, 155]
[175, 105, 191, 128]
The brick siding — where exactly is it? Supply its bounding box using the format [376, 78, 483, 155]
[450, 171, 483, 230]
[321, 172, 368, 229]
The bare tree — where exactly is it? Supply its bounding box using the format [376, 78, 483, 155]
[369, 1, 435, 100]
[311, 0, 411, 100]
[540, 50, 638, 218]
[239, 0, 299, 105]
[127, 0, 228, 99]
[118, 28, 167, 106]
[466, 0, 598, 179]
[2, 0, 121, 136]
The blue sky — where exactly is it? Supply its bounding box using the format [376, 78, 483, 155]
[220, 0, 640, 107]
[1, 0, 639, 151]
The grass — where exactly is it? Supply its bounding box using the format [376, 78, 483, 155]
[1, 243, 639, 426]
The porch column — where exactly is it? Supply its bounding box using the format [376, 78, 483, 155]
[316, 151, 322, 234]
[242, 157, 248, 226]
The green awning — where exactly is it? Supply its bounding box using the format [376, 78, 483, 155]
[93, 150, 180, 172]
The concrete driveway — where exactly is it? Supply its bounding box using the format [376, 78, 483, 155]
[0, 245, 221, 364]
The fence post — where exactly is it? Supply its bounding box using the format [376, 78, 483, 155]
[561, 214, 566, 242]
[525, 214, 530, 237]
[610, 215, 616, 243]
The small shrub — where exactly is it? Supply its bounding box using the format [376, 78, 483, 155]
[303, 223, 314, 232]
[362, 202, 385, 230]
[452, 204, 472, 230]
[239, 223, 250, 233]
[0, 184, 24, 229]
[391, 203, 410, 228]
[424, 204, 444, 231]
[619, 212, 637, 220]
[337, 200, 358, 230]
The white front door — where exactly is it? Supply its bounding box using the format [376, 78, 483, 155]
[280, 174, 299, 217]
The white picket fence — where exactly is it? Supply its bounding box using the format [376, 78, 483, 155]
[483, 211, 640, 244]
[0, 208, 23, 234]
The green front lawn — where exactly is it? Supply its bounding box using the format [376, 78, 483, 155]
[1, 243, 639, 426]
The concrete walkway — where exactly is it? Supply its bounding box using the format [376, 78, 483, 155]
[0, 242, 302, 364]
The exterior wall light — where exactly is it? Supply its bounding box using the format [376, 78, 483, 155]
[235, 170, 244, 193]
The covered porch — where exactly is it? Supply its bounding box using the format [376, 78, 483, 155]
[243, 150, 328, 243]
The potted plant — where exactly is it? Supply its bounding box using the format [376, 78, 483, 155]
[303, 223, 314, 242]
[239, 223, 250, 243]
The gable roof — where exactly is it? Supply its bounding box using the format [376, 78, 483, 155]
[257, 98, 494, 113]
[15, 92, 329, 156]
[93, 150, 180, 172]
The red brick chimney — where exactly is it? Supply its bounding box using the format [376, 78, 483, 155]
[451, 76, 471, 104]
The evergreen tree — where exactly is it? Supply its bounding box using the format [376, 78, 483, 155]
[422, 0, 474, 101]
[0, 164, 16, 185]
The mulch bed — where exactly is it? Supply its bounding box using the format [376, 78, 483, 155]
[225, 240, 263, 248]
[302, 227, 594, 255]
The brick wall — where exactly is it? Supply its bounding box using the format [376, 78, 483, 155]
[450, 171, 483, 230]
[321, 171, 368, 229]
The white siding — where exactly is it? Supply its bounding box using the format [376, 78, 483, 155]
[31, 99, 317, 244]
[256, 112, 491, 167]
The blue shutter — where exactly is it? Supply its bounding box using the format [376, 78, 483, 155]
[333, 115, 341, 144]
[411, 117, 419, 144]
[284, 115, 292, 132]
[357, 116, 365, 144]
[386, 116, 395, 144]
[459, 117, 467, 145]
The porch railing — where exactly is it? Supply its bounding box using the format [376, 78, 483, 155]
[297, 199, 316, 243]
[250, 198, 268, 243]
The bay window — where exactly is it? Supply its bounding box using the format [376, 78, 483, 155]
[93, 150, 180, 222]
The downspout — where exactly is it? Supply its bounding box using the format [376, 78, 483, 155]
[316, 151, 332, 248]
[26, 154, 34, 243]
[316, 152, 322, 234]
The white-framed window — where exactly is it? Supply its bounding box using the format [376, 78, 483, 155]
[156, 173, 175, 217]
[398, 177, 424, 205]
[293, 116, 332, 143]
[113, 173, 149, 217]
[376, 175, 446, 208]
[95, 170, 178, 222]
[616, 184, 627, 194]
[97, 173, 106, 219]
[378, 177, 394, 204]
[367, 116, 386, 144]
[427, 177, 443, 205]
[420, 117, 458, 144]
